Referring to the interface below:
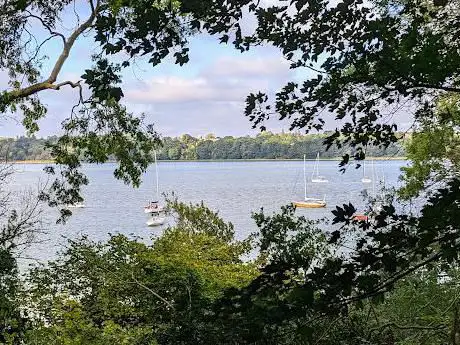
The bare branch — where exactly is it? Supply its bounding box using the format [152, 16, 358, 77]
[26, 34, 61, 65]
[5, 5, 100, 103]
[89, 0, 96, 13]
[129, 272, 175, 310]
[47, 5, 99, 85]
[24, 11, 66, 44]
[73, 0, 81, 26]
[371, 322, 447, 333]
[0, 166, 46, 253]
[50, 80, 83, 90]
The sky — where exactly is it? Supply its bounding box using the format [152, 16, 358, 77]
[0, 2, 300, 138]
[0, 1, 413, 139]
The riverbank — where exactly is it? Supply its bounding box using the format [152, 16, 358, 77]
[8, 160, 55, 164]
[7, 156, 406, 164]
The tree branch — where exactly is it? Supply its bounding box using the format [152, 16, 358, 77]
[47, 4, 99, 84]
[26, 34, 61, 65]
[49, 80, 83, 90]
[24, 11, 66, 44]
[6, 79, 83, 101]
[344, 248, 448, 305]
[369, 322, 447, 336]
[5, 4, 100, 103]
[89, 0, 96, 13]
[412, 83, 460, 94]
[129, 272, 175, 310]
[382, 82, 460, 94]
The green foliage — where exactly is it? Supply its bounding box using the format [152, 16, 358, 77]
[25, 301, 156, 345]
[369, 266, 459, 345]
[3, 199, 460, 345]
[158, 132, 403, 160]
[204, 206, 332, 344]
[3, 0, 460, 343]
[0, 132, 404, 162]
[0, 136, 56, 161]
[236, 3, 460, 335]
[0, 0, 252, 214]
[166, 196, 237, 242]
[400, 94, 460, 198]
[23, 199, 258, 344]
[243, 0, 460, 164]
[0, 249, 28, 345]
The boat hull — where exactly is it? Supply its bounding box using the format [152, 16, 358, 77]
[67, 203, 85, 208]
[144, 207, 164, 214]
[293, 201, 326, 208]
[311, 179, 328, 183]
[354, 214, 368, 221]
[146, 216, 166, 227]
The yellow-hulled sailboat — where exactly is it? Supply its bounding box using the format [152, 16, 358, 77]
[293, 155, 326, 208]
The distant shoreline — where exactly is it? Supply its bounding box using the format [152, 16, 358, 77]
[8, 160, 55, 164]
[6, 156, 407, 164]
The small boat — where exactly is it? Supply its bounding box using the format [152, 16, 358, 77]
[144, 201, 164, 214]
[144, 150, 166, 227]
[293, 198, 326, 208]
[67, 201, 86, 208]
[311, 152, 329, 183]
[147, 211, 166, 227]
[353, 214, 368, 221]
[293, 155, 327, 208]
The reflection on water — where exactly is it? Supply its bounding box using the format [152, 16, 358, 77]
[10, 160, 407, 262]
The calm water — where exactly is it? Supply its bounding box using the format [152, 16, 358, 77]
[10, 160, 407, 262]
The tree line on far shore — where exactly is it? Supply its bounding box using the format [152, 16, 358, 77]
[0, 132, 405, 162]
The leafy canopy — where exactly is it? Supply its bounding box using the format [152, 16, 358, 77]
[24, 199, 258, 344]
[0, 0, 252, 216]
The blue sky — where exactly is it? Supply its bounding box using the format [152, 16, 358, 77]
[0, 2, 413, 138]
[0, 3, 298, 138]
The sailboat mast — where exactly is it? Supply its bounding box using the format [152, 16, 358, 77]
[312, 152, 318, 180]
[154, 150, 160, 201]
[303, 154, 307, 200]
[371, 159, 376, 197]
[317, 153, 320, 177]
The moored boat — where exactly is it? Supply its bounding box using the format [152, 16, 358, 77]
[144, 150, 166, 227]
[293, 155, 327, 209]
[67, 201, 86, 208]
[293, 199, 326, 208]
[353, 214, 368, 221]
[311, 152, 329, 183]
[147, 212, 166, 227]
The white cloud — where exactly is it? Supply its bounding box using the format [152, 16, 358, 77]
[126, 77, 235, 103]
[125, 55, 292, 106]
[205, 56, 290, 79]
[0, 38, 294, 137]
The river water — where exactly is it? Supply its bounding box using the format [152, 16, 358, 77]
[10, 160, 407, 262]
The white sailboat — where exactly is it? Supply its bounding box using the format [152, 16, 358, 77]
[293, 155, 326, 208]
[311, 153, 329, 183]
[361, 159, 372, 183]
[144, 151, 166, 227]
[67, 201, 86, 208]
